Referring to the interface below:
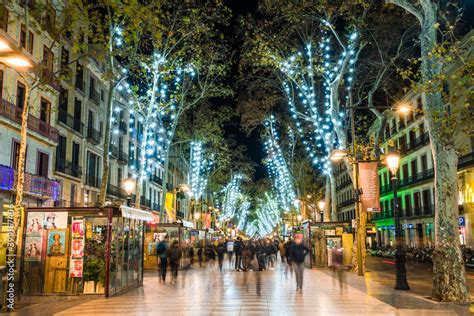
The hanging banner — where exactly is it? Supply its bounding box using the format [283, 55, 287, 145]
[358, 162, 381, 212]
[164, 192, 176, 221]
[204, 213, 211, 229]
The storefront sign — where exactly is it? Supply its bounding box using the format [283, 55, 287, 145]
[358, 162, 381, 212]
[190, 230, 199, 236]
[324, 229, 336, 236]
[182, 220, 194, 228]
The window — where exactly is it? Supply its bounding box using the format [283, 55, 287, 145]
[75, 62, 84, 91]
[422, 189, 432, 214]
[87, 152, 100, 187]
[411, 159, 417, 176]
[28, 31, 34, 54]
[414, 192, 421, 215]
[421, 154, 428, 171]
[56, 135, 67, 171]
[11, 140, 21, 170]
[72, 142, 80, 171]
[404, 195, 411, 217]
[37, 151, 49, 178]
[402, 164, 409, 180]
[20, 25, 27, 48]
[100, 89, 104, 101]
[0, 5, 8, 31]
[89, 76, 96, 97]
[40, 98, 51, 123]
[16, 82, 26, 109]
[43, 45, 54, 73]
[70, 184, 76, 207]
[117, 167, 122, 187]
[0, 69, 3, 99]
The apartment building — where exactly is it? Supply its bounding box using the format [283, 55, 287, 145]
[0, 1, 190, 219]
[0, 1, 61, 207]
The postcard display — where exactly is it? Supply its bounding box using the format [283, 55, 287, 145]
[21, 207, 147, 297]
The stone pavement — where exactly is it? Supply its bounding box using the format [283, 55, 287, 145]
[12, 261, 472, 316]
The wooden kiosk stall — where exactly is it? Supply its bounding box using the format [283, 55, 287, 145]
[20, 206, 151, 297]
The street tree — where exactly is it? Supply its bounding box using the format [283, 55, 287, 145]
[386, 0, 473, 302]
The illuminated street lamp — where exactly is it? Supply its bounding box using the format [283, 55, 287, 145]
[296, 214, 303, 223]
[123, 178, 136, 207]
[386, 150, 410, 291]
[318, 200, 326, 222]
[194, 211, 201, 220]
[397, 103, 411, 115]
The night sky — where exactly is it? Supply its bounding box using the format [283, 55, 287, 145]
[220, 0, 473, 181]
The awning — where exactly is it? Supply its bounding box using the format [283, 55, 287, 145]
[120, 205, 154, 221]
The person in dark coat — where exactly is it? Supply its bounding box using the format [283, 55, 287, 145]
[216, 242, 226, 271]
[234, 237, 243, 271]
[290, 237, 309, 291]
[167, 240, 182, 283]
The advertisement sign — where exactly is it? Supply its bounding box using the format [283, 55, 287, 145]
[199, 230, 206, 240]
[358, 162, 381, 212]
[164, 192, 175, 221]
[44, 211, 68, 229]
[182, 220, 194, 228]
[70, 217, 84, 278]
[47, 230, 66, 256]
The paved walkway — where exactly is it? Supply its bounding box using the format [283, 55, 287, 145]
[13, 261, 472, 316]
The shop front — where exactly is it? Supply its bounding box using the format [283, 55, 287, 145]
[20, 206, 151, 297]
[301, 221, 352, 268]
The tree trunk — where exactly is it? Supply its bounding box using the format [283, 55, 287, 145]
[134, 125, 149, 208]
[98, 80, 116, 206]
[324, 176, 331, 221]
[328, 172, 337, 221]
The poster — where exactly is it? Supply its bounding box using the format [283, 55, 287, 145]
[72, 218, 84, 238]
[70, 259, 83, 278]
[26, 212, 45, 236]
[71, 239, 84, 257]
[148, 242, 157, 256]
[24, 236, 42, 261]
[47, 229, 66, 256]
[358, 162, 381, 213]
[44, 211, 68, 229]
[164, 192, 175, 221]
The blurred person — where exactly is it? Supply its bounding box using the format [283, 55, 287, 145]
[217, 242, 226, 271]
[331, 244, 347, 293]
[279, 240, 286, 264]
[168, 240, 182, 283]
[156, 237, 169, 282]
[284, 239, 293, 274]
[234, 237, 243, 271]
[189, 245, 195, 267]
[197, 245, 204, 267]
[226, 239, 234, 267]
[290, 237, 309, 291]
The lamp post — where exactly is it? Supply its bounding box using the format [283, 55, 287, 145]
[386, 151, 410, 291]
[318, 201, 326, 222]
[123, 178, 136, 207]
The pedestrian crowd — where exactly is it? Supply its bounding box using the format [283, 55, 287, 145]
[154, 235, 309, 291]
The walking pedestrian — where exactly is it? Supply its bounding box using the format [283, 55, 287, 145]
[284, 239, 292, 274]
[168, 240, 181, 283]
[156, 237, 169, 282]
[279, 240, 286, 264]
[226, 239, 234, 267]
[197, 245, 203, 267]
[234, 237, 243, 271]
[290, 237, 309, 291]
[217, 242, 226, 271]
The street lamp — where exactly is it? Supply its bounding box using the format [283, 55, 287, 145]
[123, 178, 136, 207]
[386, 150, 410, 291]
[296, 214, 303, 223]
[318, 200, 326, 222]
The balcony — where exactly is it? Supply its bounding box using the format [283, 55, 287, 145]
[87, 126, 101, 145]
[0, 164, 60, 201]
[372, 210, 394, 221]
[337, 198, 355, 209]
[409, 132, 429, 152]
[58, 109, 84, 135]
[107, 184, 127, 199]
[119, 121, 127, 134]
[55, 157, 82, 178]
[42, 69, 60, 91]
[109, 144, 119, 158]
[89, 89, 101, 105]
[336, 179, 352, 190]
[459, 152, 474, 170]
[0, 98, 59, 142]
[118, 150, 128, 164]
[85, 174, 101, 188]
[150, 174, 163, 186]
[381, 169, 434, 195]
